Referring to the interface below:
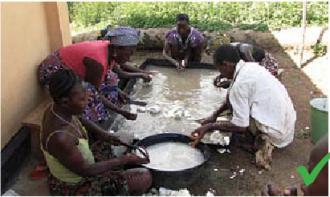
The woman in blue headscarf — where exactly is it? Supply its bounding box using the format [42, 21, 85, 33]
[83, 27, 154, 127]
[102, 26, 156, 79]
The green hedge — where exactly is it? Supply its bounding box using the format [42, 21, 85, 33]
[68, 2, 328, 33]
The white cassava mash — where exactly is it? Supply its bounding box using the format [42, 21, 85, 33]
[137, 142, 205, 171]
[112, 66, 227, 140]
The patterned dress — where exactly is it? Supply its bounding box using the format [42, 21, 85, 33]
[165, 27, 205, 54]
[44, 116, 128, 196]
[82, 82, 111, 122]
[48, 171, 128, 196]
[38, 51, 120, 123]
[260, 52, 279, 76]
[230, 43, 279, 77]
[99, 65, 120, 104]
[82, 66, 120, 122]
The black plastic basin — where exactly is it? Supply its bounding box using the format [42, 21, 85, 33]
[135, 133, 211, 189]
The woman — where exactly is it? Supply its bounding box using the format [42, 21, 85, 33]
[101, 26, 157, 77]
[214, 42, 281, 89]
[230, 42, 279, 76]
[38, 27, 148, 125]
[192, 45, 296, 170]
[163, 14, 206, 70]
[103, 27, 156, 103]
[41, 69, 152, 195]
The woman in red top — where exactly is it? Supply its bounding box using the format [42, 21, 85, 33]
[38, 27, 148, 126]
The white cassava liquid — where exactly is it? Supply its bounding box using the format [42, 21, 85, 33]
[139, 142, 205, 171]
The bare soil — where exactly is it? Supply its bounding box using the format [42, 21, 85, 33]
[129, 49, 323, 195]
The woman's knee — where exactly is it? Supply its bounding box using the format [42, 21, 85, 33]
[124, 168, 152, 195]
[139, 168, 152, 188]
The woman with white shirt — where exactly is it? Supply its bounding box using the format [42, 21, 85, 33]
[213, 42, 281, 89]
[191, 44, 296, 170]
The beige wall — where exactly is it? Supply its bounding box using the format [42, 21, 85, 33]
[45, 2, 72, 51]
[1, 2, 72, 148]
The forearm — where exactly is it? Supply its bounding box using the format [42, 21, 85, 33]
[207, 121, 247, 133]
[79, 157, 126, 177]
[118, 89, 129, 99]
[100, 95, 127, 114]
[80, 118, 109, 139]
[114, 67, 144, 79]
[117, 88, 126, 95]
[121, 63, 147, 74]
[163, 49, 178, 66]
[212, 102, 229, 118]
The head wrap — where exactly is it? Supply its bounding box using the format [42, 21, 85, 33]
[105, 27, 140, 46]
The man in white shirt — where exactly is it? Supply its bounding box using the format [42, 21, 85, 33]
[191, 44, 296, 169]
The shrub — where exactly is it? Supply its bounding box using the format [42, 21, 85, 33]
[68, 2, 328, 33]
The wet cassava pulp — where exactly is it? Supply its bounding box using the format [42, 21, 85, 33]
[112, 66, 227, 139]
[137, 142, 205, 171]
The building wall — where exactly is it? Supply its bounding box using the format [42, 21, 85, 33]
[1, 2, 72, 148]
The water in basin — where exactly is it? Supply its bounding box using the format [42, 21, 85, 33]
[111, 65, 227, 139]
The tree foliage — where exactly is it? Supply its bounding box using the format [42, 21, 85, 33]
[68, 2, 328, 33]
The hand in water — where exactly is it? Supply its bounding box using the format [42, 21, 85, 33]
[190, 125, 209, 147]
[124, 153, 149, 165]
[178, 66, 185, 71]
[174, 61, 184, 71]
[136, 146, 150, 162]
[219, 81, 231, 89]
[146, 70, 158, 75]
[142, 74, 152, 82]
[175, 61, 182, 71]
[181, 59, 187, 70]
[205, 48, 211, 56]
[123, 112, 137, 120]
[213, 75, 231, 89]
[118, 92, 130, 104]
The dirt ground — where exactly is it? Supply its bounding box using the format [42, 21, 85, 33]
[129, 49, 323, 196]
[10, 33, 326, 195]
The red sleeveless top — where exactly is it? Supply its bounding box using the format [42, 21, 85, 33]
[59, 40, 110, 80]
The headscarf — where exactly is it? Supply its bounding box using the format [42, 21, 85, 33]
[105, 27, 140, 46]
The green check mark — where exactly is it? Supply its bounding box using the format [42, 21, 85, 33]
[297, 152, 330, 186]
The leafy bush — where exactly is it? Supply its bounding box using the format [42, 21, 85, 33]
[312, 43, 327, 57]
[68, 2, 328, 33]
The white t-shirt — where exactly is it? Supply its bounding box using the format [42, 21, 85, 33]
[229, 60, 296, 148]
